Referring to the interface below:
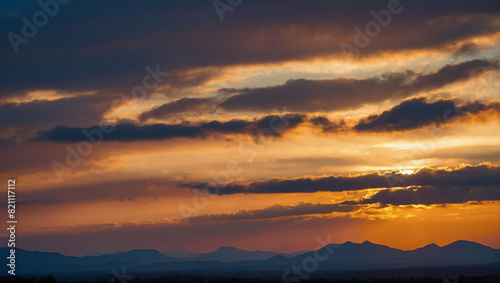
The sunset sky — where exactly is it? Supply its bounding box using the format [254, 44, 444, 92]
[0, 0, 499, 256]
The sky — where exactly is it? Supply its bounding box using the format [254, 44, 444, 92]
[0, 0, 499, 256]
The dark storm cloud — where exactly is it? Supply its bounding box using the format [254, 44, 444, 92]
[347, 185, 500, 205]
[35, 114, 305, 142]
[185, 164, 500, 195]
[1, 0, 498, 98]
[185, 202, 359, 223]
[354, 98, 500, 132]
[218, 60, 498, 113]
[0, 93, 116, 138]
[138, 97, 219, 122]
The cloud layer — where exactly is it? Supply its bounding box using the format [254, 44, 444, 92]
[1, 0, 499, 98]
[185, 164, 500, 195]
[354, 98, 500, 132]
[34, 96, 500, 142]
[0, 93, 116, 139]
[219, 60, 499, 113]
[349, 185, 500, 205]
[36, 114, 305, 142]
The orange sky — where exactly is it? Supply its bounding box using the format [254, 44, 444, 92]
[1, 0, 499, 256]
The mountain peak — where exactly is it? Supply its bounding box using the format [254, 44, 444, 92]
[445, 240, 488, 249]
[215, 246, 242, 252]
[125, 248, 161, 254]
[342, 241, 375, 246]
[449, 240, 478, 245]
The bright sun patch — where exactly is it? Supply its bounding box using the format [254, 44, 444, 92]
[401, 169, 415, 175]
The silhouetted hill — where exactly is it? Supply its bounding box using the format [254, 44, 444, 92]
[85, 251, 123, 257]
[161, 248, 202, 258]
[95, 249, 176, 265]
[190, 246, 283, 262]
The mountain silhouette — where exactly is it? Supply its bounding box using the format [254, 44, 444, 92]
[95, 249, 177, 265]
[3, 240, 499, 277]
[161, 248, 202, 258]
[190, 246, 283, 262]
[85, 250, 123, 257]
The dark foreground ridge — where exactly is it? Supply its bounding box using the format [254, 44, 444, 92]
[1, 274, 500, 283]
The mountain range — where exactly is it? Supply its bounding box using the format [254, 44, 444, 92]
[82, 246, 310, 262]
[2, 240, 499, 279]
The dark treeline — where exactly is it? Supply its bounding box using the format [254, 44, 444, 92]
[1, 275, 499, 283]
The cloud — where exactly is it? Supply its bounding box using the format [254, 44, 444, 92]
[218, 60, 498, 113]
[453, 43, 480, 57]
[354, 98, 500, 132]
[184, 202, 359, 223]
[308, 116, 346, 133]
[139, 97, 219, 122]
[19, 165, 499, 207]
[29, 96, 500, 144]
[11, 178, 177, 206]
[185, 164, 500, 195]
[407, 59, 499, 92]
[0, 93, 116, 139]
[1, 0, 499, 98]
[348, 185, 500, 205]
[35, 114, 305, 142]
